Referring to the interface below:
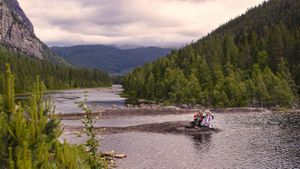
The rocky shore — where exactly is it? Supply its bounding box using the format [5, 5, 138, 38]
[98, 121, 220, 135]
[58, 106, 269, 120]
[65, 121, 220, 136]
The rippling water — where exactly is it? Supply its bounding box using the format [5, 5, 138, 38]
[99, 112, 300, 169]
[55, 88, 300, 169]
[47, 85, 126, 114]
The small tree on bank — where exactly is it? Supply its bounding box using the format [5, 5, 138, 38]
[0, 64, 105, 169]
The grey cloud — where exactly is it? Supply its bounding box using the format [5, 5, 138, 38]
[18, 0, 265, 47]
[41, 0, 183, 38]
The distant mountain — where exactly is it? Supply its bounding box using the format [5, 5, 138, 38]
[51, 45, 172, 74]
[0, 0, 65, 64]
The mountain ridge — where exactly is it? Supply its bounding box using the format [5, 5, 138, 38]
[51, 45, 172, 74]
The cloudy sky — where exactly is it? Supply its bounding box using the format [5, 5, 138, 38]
[18, 0, 266, 48]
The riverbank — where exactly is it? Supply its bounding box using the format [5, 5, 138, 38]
[58, 106, 270, 120]
[59, 105, 300, 169]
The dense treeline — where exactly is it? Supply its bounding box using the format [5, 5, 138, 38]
[123, 0, 300, 107]
[0, 65, 106, 168]
[0, 47, 112, 93]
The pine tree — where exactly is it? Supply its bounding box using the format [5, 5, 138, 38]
[3, 64, 15, 114]
[0, 64, 106, 168]
[267, 25, 284, 72]
[223, 35, 239, 66]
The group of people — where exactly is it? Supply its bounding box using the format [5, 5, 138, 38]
[193, 110, 214, 128]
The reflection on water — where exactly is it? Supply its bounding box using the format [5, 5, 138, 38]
[47, 85, 126, 114]
[98, 112, 300, 169]
[100, 133, 202, 169]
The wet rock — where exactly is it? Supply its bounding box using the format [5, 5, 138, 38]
[115, 154, 126, 159]
[193, 104, 203, 109]
[164, 106, 179, 110]
[102, 150, 115, 157]
[138, 99, 156, 105]
[139, 103, 146, 108]
[102, 150, 126, 159]
[150, 104, 160, 108]
[126, 104, 133, 108]
[109, 159, 115, 164]
[180, 104, 189, 109]
[101, 152, 119, 169]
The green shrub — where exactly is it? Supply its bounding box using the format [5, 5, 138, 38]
[0, 64, 106, 169]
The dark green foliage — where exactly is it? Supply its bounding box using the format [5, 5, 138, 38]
[123, 0, 299, 107]
[111, 75, 124, 85]
[0, 64, 106, 169]
[0, 47, 111, 93]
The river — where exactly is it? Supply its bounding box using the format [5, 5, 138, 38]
[52, 87, 300, 169]
[47, 85, 126, 114]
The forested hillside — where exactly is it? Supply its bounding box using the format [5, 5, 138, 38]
[0, 48, 111, 93]
[123, 0, 300, 107]
[52, 45, 171, 74]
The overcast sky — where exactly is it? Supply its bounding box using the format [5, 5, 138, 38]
[18, 0, 266, 48]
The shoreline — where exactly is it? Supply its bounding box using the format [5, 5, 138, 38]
[46, 85, 123, 94]
[64, 121, 220, 136]
[57, 106, 271, 120]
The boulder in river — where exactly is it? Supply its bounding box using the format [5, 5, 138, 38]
[102, 151, 127, 159]
[180, 104, 189, 109]
[115, 154, 126, 159]
[126, 104, 133, 108]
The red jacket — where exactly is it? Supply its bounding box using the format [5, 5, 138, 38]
[193, 112, 198, 119]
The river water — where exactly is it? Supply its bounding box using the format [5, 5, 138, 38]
[103, 112, 300, 169]
[47, 85, 126, 114]
[54, 88, 300, 169]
